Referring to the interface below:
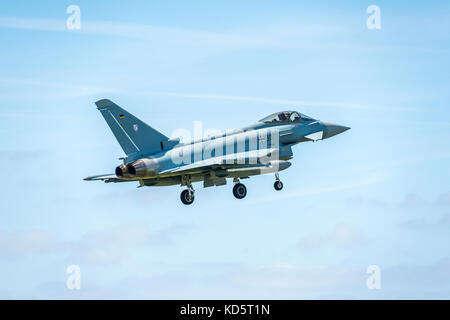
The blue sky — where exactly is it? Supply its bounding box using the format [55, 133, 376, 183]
[0, 0, 449, 299]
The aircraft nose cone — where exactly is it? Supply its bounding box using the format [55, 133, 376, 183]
[322, 122, 350, 139]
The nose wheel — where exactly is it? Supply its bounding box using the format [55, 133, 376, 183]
[274, 173, 283, 191]
[274, 180, 283, 191]
[233, 178, 247, 199]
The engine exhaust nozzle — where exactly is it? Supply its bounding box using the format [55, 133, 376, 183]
[115, 165, 126, 178]
[126, 158, 158, 178]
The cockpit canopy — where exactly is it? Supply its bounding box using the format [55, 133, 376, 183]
[259, 111, 315, 124]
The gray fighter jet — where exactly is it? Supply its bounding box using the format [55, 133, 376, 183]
[84, 99, 350, 204]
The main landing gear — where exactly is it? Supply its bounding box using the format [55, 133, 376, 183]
[180, 174, 283, 204]
[232, 178, 247, 199]
[180, 177, 195, 205]
[274, 173, 283, 191]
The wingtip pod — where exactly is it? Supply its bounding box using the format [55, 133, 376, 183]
[83, 175, 98, 181]
[83, 173, 116, 181]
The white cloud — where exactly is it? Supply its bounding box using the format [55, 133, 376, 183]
[0, 76, 378, 110]
[249, 172, 384, 204]
[0, 77, 115, 99]
[0, 230, 57, 258]
[0, 17, 65, 32]
[27, 256, 450, 299]
[298, 223, 367, 251]
[67, 222, 194, 265]
[143, 92, 375, 110]
[0, 222, 193, 264]
[0, 16, 322, 50]
[398, 192, 428, 208]
[298, 234, 323, 250]
[328, 223, 366, 247]
[66, 223, 149, 265]
[399, 213, 450, 230]
[215, 263, 365, 295]
[437, 191, 450, 206]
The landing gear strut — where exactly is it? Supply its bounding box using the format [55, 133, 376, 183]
[274, 173, 283, 191]
[180, 176, 195, 205]
[232, 178, 247, 199]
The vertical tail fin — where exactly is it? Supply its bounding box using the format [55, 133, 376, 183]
[95, 99, 168, 155]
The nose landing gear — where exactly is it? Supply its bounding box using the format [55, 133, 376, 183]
[274, 173, 283, 191]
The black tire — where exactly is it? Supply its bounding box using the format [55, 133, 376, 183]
[233, 183, 247, 199]
[274, 181, 283, 191]
[180, 189, 194, 205]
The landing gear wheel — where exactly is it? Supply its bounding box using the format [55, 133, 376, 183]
[274, 181, 283, 191]
[180, 189, 194, 205]
[233, 183, 247, 199]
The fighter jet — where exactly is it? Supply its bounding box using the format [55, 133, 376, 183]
[84, 99, 350, 205]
